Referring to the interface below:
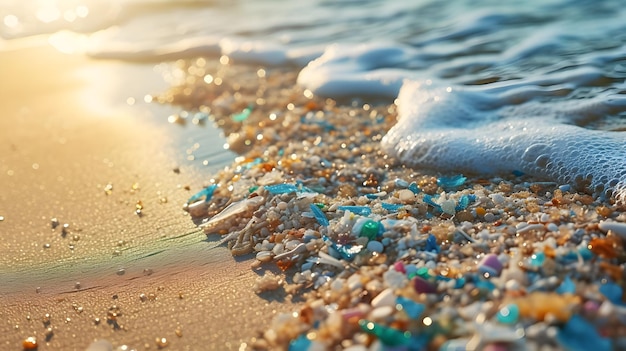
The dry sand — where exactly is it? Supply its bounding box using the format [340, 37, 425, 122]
[0, 44, 296, 351]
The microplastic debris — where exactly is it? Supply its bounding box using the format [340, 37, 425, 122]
[337, 205, 372, 216]
[265, 183, 298, 194]
[232, 105, 253, 122]
[187, 184, 217, 203]
[396, 296, 425, 319]
[358, 319, 411, 346]
[556, 315, 612, 351]
[309, 203, 329, 227]
[496, 304, 520, 324]
[381, 202, 404, 212]
[437, 174, 466, 189]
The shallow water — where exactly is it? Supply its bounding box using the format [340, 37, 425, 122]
[3, 0, 626, 199]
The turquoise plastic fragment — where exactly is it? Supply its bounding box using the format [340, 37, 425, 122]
[359, 220, 380, 240]
[437, 175, 466, 189]
[358, 320, 411, 346]
[265, 183, 298, 194]
[381, 202, 404, 212]
[309, 203, 329, 226]
[496, 304, 520, 324]
[289, 334, 311, 351]
[408, 182, 420, 194]
[338, 205, 372, 216]
[187, 184, 217, 203]
[529, 252, 546, 267]
[231, 105, 252, 122]
[396, 296, 425, 319]
[556, 276, 576, 294]
[556, 315, 612, 351]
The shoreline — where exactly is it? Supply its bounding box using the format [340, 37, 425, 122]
[0, 45, 298, 350]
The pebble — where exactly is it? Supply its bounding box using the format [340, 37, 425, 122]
[397, 189, 414, 202]
[598, 220, 626, 238]
[366, 240, 384, 253]
[369, 306, 394, 320]
[256, 251, 273, 262]
[85, 340, 113, 351]
[478, 254, 503, 277]
[371, 288, 396, 308]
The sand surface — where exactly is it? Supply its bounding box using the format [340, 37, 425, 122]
[0, 44, 296, 350]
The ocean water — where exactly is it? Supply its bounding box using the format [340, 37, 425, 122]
[2, 0, 626, 201]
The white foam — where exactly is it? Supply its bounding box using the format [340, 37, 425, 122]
[381, 81, 626, 203]
[297, 43, 422, 98]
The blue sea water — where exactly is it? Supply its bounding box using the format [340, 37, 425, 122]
[2, 0, 625, 201]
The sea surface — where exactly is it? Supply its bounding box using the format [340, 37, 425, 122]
[2, 0, 626, 200]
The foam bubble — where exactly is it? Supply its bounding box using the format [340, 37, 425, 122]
[381, 81, 626, 203]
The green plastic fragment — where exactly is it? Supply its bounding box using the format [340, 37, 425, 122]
[232, 105, 253, 122]
[360, 220, 380, 240]
[358, 320, 411, 346]
[248, 185, 259, 193]
[409, 267, 431, 280]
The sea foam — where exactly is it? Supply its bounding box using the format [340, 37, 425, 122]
[298, 42, 626, 203]
[381, 80, 626, 203]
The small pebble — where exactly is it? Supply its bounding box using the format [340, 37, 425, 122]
[366, 240, 384, 253]
[371, 288, 396, 308]
[85, 339, 113, 351]
[478, 254, 503, 277]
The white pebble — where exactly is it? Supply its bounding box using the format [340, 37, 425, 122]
[397, 189, 414, 202]
[489, 193, 506, 205]
[371, 287, 396, 308]
[256, 251, 272, 262]
[86, 340, 113, 351]
[599, 221, 626, 238]
[367, 240, 384, 253]
[546, 222, 559, 232]
[369, 306, 394, 320]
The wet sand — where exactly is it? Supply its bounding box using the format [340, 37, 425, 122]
[0, 45, 296, 350]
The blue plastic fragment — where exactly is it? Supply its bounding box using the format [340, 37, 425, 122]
[423, 194, 442, 210]
[187, 184, 217, 203]
[396, 296, 425, 319]
[382, 202, 404, 212]
[365, 193, 380, 199]
[512, 170, 525, 177]
[329, 241, 361, 261]
[455, 195, 471, 211]
[309, 203, 329, 227]
[337, 205, 372, 216]
[408, 182, 420, 194]
[599, 282, 624, 305]
[265, 183, 299, 194]
[559, 184, 571, 192]
[394, 179, 409, 188]
[437, 175, 466, 189]
[556, 276, 576, 295]
[425, 234, 440, 253]
[556, 315, 612, 351]
[289, 334, 311, 351]
[578, 250, 592, 261]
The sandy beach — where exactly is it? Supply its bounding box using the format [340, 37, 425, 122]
[0, 44, 297, 350]
[2, 36, 625, 351]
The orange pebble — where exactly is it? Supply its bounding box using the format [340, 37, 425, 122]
[22, 337, 38, 350]
[475, 207, 487, 216]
